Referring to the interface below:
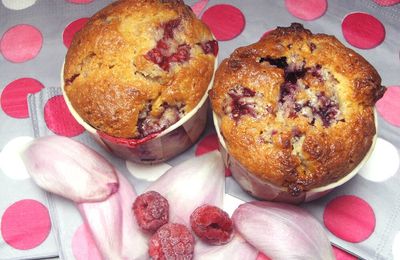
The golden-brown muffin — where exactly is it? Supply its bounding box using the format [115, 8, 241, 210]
[64, 0, 217, 138]
[210, 23, 385, 195]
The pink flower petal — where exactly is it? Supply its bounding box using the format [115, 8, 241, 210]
[21, 136, 118, 203]
[233, 201, 334, 260]
[191, 0, 209, 17]
[78, 172, 148, 259]
[194, 234, 258, 260]
[147, 151, 225, 226]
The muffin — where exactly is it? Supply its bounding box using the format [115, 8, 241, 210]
[210, 23, 385, 197]
[63, 0, 217, 139]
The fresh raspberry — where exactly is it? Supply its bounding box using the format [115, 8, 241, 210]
[190, 204, 234, 245]
[149, 223, 195, 260]
[132, 191, 169, 233]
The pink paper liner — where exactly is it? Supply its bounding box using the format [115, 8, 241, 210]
[213, 112, 377, 203]
[95, 103, 208, 163]
[61, 57, 217, 163]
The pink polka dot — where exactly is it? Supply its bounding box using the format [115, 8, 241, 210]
[256, 252, 272, 260]
[191, 0, 209, 17]
[1, 78, 44, 118]
[285, 0, 327, 21]
[342, 12, 385, 49]
[323, 195, 375, 243]
[376, 86, 400, 127]
[373, 0, 400, 6]
[201, 4, 245, 41]
[195, 133, 219, 156]
[44, 95, 85, 137]
[72, 224, 102, 260]
[333, 246, 357, 260]
[66, 0, 94, 3]
[63, 18, 89, 48]
[1, 199, 51, 250]
[0, 24, 43, 63]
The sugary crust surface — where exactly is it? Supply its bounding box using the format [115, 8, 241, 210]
[210, 23, 386, 194]
[64, 0, 216, 138]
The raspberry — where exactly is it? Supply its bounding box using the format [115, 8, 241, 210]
[163, 19, 181, 39]
[190, 204, 234, 245]
[223, 85, 268, 121]
[314, 92, 339, 127]
[132, 191, 169, 233]
[199, 40, 219, 56]
[169, 44, 191, 63]
[145, 18, 193, 71]
[149, 223, 195, 260]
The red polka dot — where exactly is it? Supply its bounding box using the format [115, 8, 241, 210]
[0, 24, 43, 63]
[195, 133, 219, 156]
[256, 252, 272, 260]
[1, 199, 51, 250]
[373, 0, 400, 6]
[323, 195, 375, 243]
[342, 13, 385, 49]
[333, 246, 357, 260]
[44, 95, 85, 137]
[66, 0, 94, 3]
[285, 0, 327, 21]
[201, 4, 245, 41]
[63, 18, 89, 48]
[376, 86, 400, 127]
[72, 224, 102, 260]
[1, 78, 44, 118]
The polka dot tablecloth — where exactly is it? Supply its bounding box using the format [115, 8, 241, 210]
[1, 0, 400, 259]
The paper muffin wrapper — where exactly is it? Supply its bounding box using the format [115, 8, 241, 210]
[213, 111, 377, 203]
[61, 57, 217, 164]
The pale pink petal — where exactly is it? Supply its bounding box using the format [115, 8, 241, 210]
[147, 151, 225, 226]
[233, 201, 335, 260]
[21, 136, 118, 203]
[194, 234, 258, 260]
[78, 172, 148, 260]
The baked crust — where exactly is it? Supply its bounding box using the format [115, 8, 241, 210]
[210, 23, 385, 194]
[64, 0, 217, 138]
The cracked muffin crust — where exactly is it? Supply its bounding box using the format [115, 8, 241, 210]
[210, 23, 385, 195]
[64, 0, 217, 138]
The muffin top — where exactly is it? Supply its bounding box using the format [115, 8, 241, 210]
[210, 23, 385, 195]
[64, 0, 217, 138]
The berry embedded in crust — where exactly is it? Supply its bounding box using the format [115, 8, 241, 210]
[210, 23, 386, 195]
[64, 0, 217, 139]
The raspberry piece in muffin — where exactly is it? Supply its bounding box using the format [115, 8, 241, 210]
[223, 85, 270, 121]
[145, 19, 192, 71]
